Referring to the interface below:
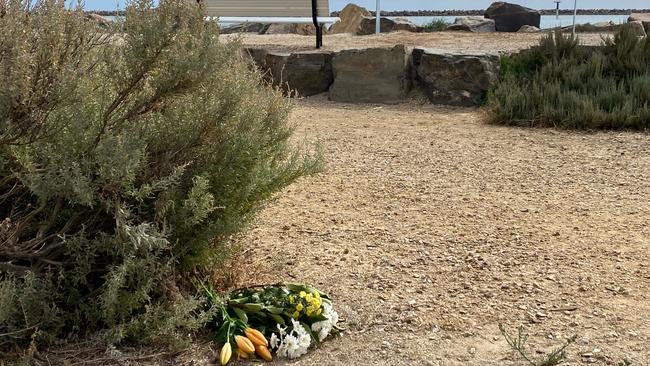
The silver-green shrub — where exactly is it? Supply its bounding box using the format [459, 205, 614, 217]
[488, 26, 650, 129]
[0, 0, 321, 349]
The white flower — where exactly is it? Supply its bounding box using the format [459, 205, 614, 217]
[298, 332, 311, 349]
[312, 320, 333, 342]
[270, 333, 279, 349]
[290, 319, 306, 336]
[311, 302, 339, 341]
[276, 323, 287, 336]
[279, 334, 305, 359]
[323, 302, 339, 326]
[276, 319, 311, 359]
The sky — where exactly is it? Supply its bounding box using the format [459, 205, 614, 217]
[82, 1, 649, 11]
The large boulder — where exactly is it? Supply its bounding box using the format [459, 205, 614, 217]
[265, 23, 318, 35]
[626, 21, 647, 37]
[484, 2, 541, 32]
[329, 3, 371, 34]
[221, 23, 269, 34]
[329, 45, 410, 104]
[265, 51, 334, 96]
[629, 13, 650, 33]
[357, 17, 423, 35]
[412, 48, 499, 106]
[446, 16, 496, 33]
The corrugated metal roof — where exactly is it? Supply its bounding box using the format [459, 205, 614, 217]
[203, 0, 329, 17]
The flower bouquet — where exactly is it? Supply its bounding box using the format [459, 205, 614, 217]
[205, 283, 343, 364]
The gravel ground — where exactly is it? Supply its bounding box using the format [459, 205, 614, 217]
[241, 95, 650, 365]
[223, 31, 610, 53]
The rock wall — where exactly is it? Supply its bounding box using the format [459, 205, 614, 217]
[243, 45, 501, 106]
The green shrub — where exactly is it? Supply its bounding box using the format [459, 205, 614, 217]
[423, 18, 451, 32]
[0, 0, 321, 351]
[488, 26, 650, 129]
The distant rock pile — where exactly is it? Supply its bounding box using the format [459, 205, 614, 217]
[85, 13, 112, 27]
[447, 16, 496, 33]
[220, 22, 319, 35]
[560, 18, 646, 37]
[221, 2, 647, 36]
[330, 3, 422, 35]
[357, 17, 423, 35]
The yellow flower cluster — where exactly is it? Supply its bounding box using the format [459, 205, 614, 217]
[290, 290, 323, 318]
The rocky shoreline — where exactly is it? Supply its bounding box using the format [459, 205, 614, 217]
[89, 9, 650, 17]
[331, 9, 650, 17]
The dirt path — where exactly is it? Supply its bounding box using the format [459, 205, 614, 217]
[225, 31, 609, 53]
[244, 96, 650, 365]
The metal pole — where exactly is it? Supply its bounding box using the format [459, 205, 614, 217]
[572, 0, 577, 36]
[375, 0, 381, 34]
[311, 0, 322, 48]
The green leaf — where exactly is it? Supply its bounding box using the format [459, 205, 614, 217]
[241, 303, 264, 313]
[308, 314, 328, 322]
[228, 296, 250, 304]
[233, 307, 248, 323]
[269, 314, 285, 325]
[265, 306, 284, 315]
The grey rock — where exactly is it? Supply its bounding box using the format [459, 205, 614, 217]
[265, 51, 334, 97]
[447, 16, 496, 33]
[265, 23, 318, 35]
[484, 2, 541, 32]
[627, 21, 647, 37]
[329, 45, 410, 104]
[566, 21, 620, 33]
[517, 25, 540, 33]
[221, 23, 269, 34]
[629, 13, 650, 33]
[413, 48, 499, 106]
[357, 17, 423, 35]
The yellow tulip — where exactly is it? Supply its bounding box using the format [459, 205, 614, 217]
[235, 335, 255, 354]
[255, 345, 273, 362]
[244, 328, 268, 347]
[236, 348, 249, 360]
[219, 343, 232, 365]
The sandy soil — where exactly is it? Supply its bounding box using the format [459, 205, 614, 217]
[239, 95, 650, 365]
[32, 94, 649, 366]
[223, 31, 611, 53]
